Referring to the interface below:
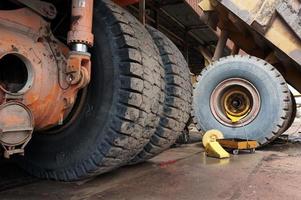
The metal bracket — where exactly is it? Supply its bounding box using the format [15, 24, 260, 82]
[66, 51, 91, 88]
[1, 136, 32, 159]
[0, 85, 24, 102]
[199, 0, 218, 11]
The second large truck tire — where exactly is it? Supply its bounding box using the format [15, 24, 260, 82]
[193, 55, 291, 146]
[131, 26, 192, 163]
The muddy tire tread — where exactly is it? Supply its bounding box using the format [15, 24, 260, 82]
[131, 26, 192, 163]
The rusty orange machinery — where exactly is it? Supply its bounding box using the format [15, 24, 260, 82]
[0, 0, 95, 158]
[0, 0, 142, 158]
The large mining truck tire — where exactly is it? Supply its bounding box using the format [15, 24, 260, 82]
[193, 55, 291, 146]
[19, 0, 164, 181]
[131, 26, 192, 163]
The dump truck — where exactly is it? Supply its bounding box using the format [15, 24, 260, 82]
[0, 0, 300, 181]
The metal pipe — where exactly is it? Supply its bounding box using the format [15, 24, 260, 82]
[67, 0, 94, 49]
[213, 30, 228, 61]
[66, 0, 93, 88]
[231, 43, 240, 55]
[72, 43, 88, 53]
[139, 0, 146, 25]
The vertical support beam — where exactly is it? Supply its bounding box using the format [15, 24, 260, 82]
[231, 44, 240, 55]
[139, 0, 146, 25]
[212, 30, 228, 61]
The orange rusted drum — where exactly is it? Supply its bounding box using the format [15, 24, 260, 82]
[0, 8, 83, 131]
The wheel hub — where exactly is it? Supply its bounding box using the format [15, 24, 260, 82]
[210, 78, 261, 127]
[223, 90, 251, 118]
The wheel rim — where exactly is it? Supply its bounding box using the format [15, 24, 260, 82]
[210, 78, 261, 127]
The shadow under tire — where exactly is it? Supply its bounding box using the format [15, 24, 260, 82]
[193, 55, 291, 146]
[131, 26, 192, 163]
[19, 0, 164, 181]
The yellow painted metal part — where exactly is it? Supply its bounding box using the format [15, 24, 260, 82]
[265, 18, 301, 63]
[217, 139, 258, 150]
[202, 129, 224, 147]
[223, 91, 251, 117]
[198, 0, 301, 93]
[226, 111, 248, 123]
[203, 130, 230, 158]
[216, 0, 301, 63]
[198, 0, 217, 11]
[205, 141, 230, 159]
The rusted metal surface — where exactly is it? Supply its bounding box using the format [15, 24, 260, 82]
[67, 0, 93, 94]
[0, 102, 33, 158]
[231, 44, 239, 55]
[212, 29, 228, 61]
[0, 8, 85, 156]
[15, 0, 57, 19]
[67, 0, 94, 47]
[66, 52, 91, 87]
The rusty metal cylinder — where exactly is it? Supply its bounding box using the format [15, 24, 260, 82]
[213, 30, 229, 61]
[67, 0, 94, 48]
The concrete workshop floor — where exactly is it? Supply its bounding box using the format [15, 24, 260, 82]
[1, 141, 301, 200]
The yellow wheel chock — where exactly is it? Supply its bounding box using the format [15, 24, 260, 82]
[202, 129, 224, 147]
[203, 130, 230, 159]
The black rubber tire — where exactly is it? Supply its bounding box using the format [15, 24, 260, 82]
[19, 0, 164, 181]
[277, 92, 294, 135]
[193, 55, 291, 146]
[284, 92, 297, 132]
[130, 26, 192, 163]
